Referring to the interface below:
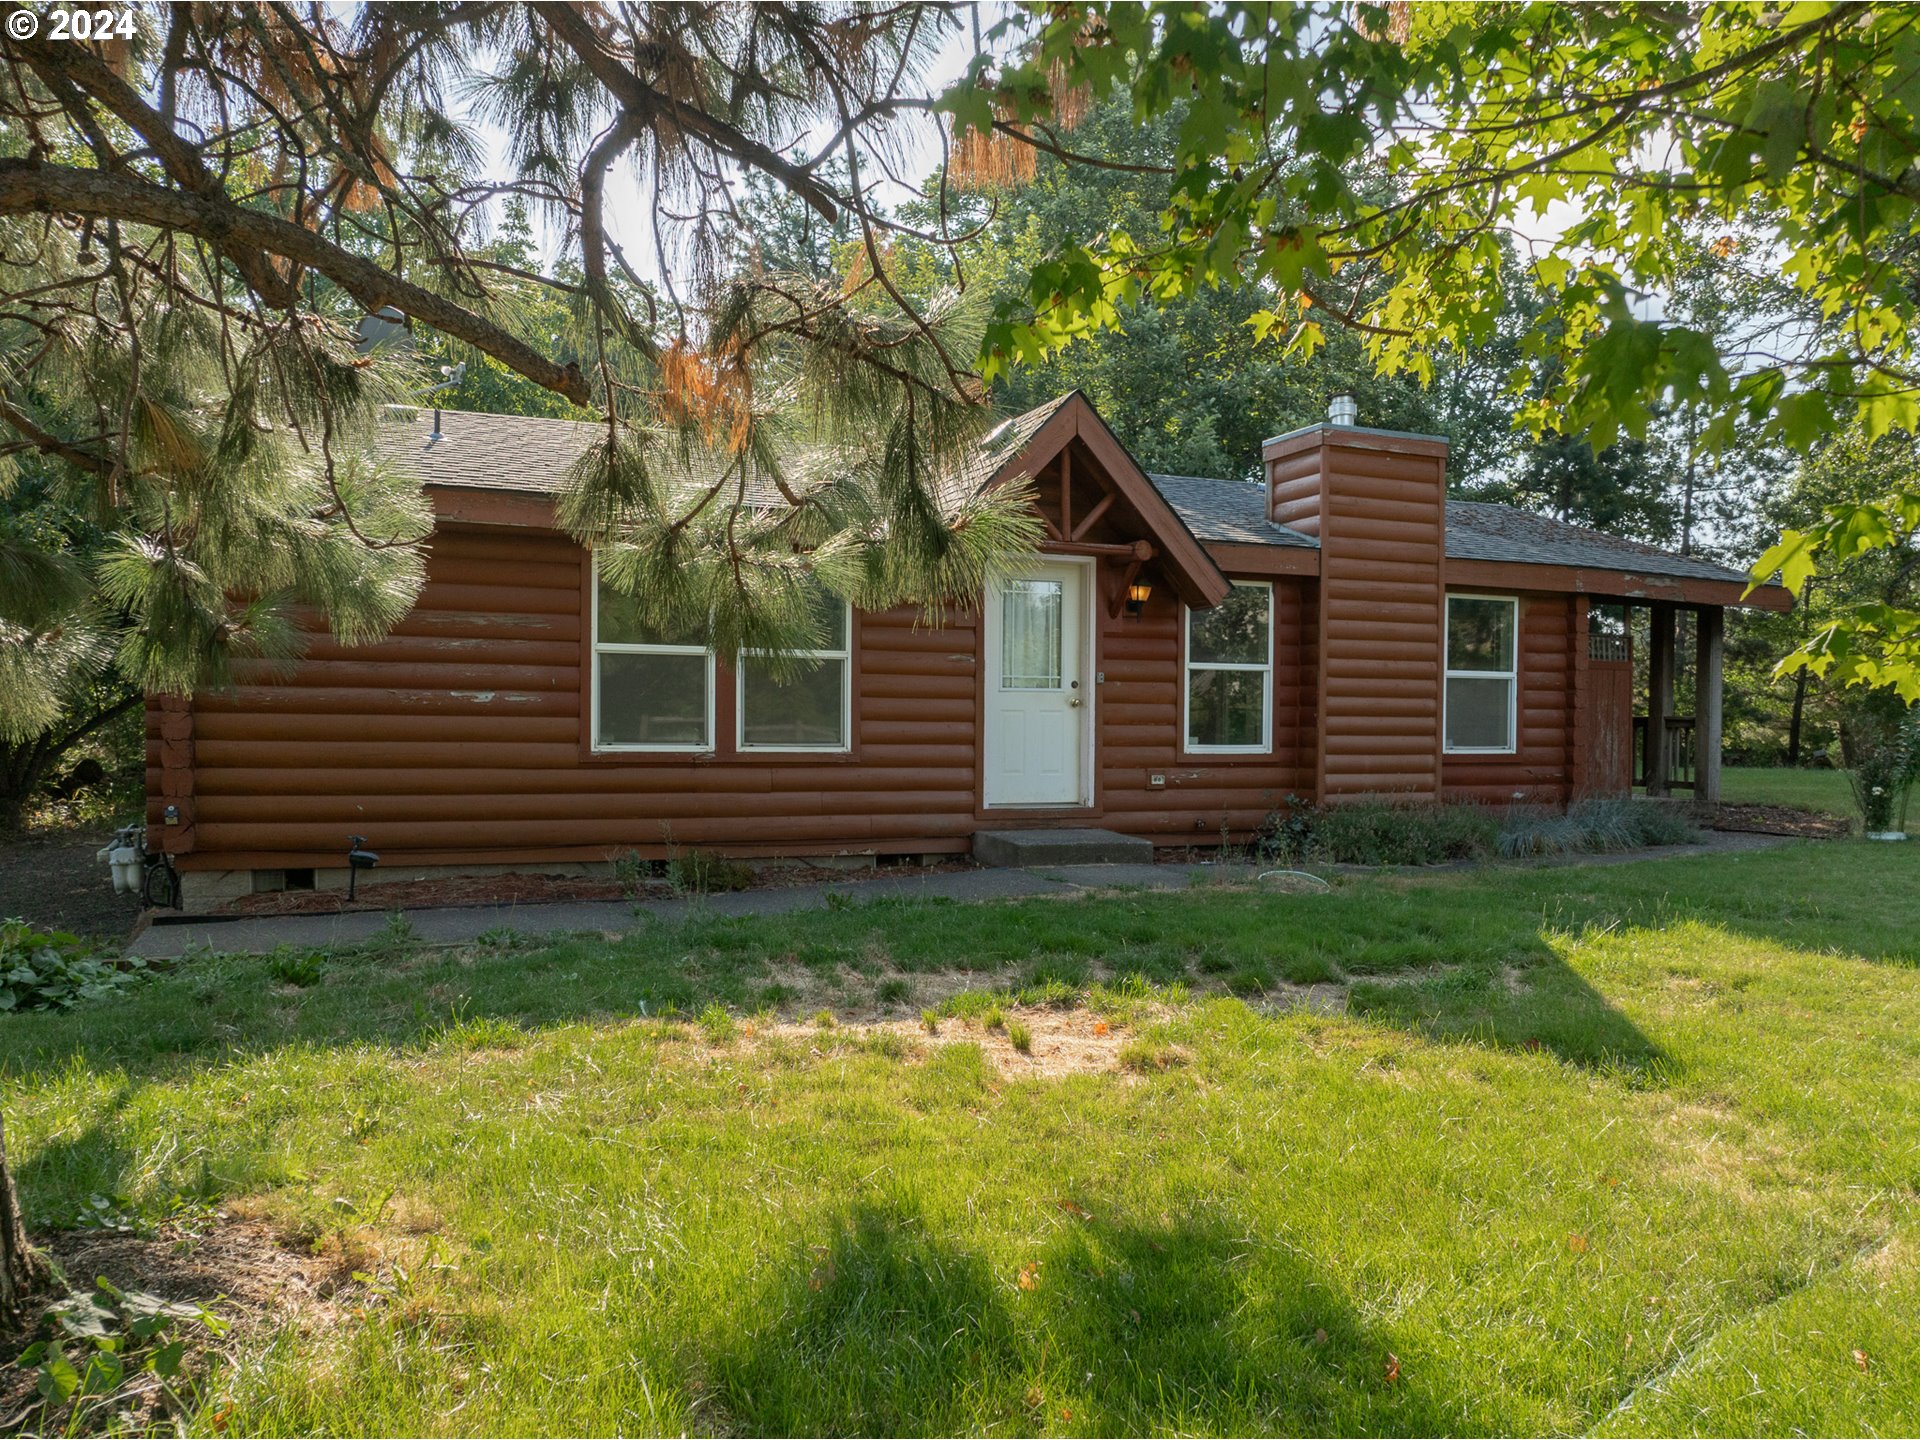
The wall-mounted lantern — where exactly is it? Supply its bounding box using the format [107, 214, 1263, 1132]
[1125, 580, 1153, 617]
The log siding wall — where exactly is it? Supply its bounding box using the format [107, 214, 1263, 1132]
[1439, 591, 1580, 805]
[150, 521, 1312, 873]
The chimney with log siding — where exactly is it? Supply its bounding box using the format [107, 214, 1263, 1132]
[1263, 403, 1451, 802]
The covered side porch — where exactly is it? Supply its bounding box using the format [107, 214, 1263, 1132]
[1585, 600, 1732, 807]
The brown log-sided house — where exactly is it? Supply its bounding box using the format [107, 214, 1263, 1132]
[147, 392, 1792, 904]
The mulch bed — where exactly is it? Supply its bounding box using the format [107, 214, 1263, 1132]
[1707, 803, 1852, 839]
[0, 826, 143, 942]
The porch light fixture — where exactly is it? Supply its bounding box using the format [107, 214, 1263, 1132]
[1126, 580, 1153, 616]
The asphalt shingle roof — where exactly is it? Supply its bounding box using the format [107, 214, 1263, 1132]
[1145, 474, 1318, 548]
[376, 394, 1073, 503]
[1444, 500, 1753, 586]
[377, 406, 598, 491]
[379, 404, 1751, 587]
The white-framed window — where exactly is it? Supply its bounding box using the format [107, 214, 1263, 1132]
[591, 557, 714, 752]
[1444, 594, 1518, 754]
[738, 584, 853, 752]
[1184, 581, 1273, 753]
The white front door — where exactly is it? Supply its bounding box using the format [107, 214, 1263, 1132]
[984, 561, 1089, 807]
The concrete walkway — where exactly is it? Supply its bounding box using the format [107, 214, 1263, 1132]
[126, 830, 1796, 959]
[127, 861, 1238, 958]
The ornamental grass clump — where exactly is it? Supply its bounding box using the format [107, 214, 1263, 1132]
[1497, 798, 1700, 858]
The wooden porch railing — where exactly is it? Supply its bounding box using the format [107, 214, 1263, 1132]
[1633, 715, 1696, 791]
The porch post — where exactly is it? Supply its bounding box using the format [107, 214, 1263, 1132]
[1696, 605, 1724, 809]
[1646, 602, 1676, 796]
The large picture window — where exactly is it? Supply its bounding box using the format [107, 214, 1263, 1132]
[592, 562, 713, 751]
[1444, 594, 1518, 753]
[739, 584, 852, 751]
[1184, 582, 1273, 753]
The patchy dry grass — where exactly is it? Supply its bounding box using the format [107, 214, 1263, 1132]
[1, 841, 1917, 1435]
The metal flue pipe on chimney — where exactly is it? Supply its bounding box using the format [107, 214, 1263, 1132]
[1328, 394, 1358, 426]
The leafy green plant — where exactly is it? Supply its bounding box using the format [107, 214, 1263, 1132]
[668, 850, 754, 896]
[1006, 1019, 1033, 1054]
[0, 920, 161, 1011]
[267, 948, 327, 988]
[1839, 698, 1920, 833]
[17, 1276, 229, 1435]
[1258, 793, 1319, 865]
[875, 978, 912, 1005]
[610, 849, 652, 900]
[919, 1008, 940, 1034]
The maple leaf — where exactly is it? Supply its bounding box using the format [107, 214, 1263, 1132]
[1569, 1234, 1590, 1254]
[1384, 1353, 1401, 1384]
[1018, 1262, 1041, 1292]
[1092, 1020, 1111, 1036]
[1854, 1348, 1871, 1371]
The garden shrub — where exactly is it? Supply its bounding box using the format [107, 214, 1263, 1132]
[1259, 796, 1697, 866]
[1274, 801, 1497, 866]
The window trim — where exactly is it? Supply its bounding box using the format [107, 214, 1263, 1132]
[736, 598, 855, 754]
[589, 552, 716, 754]
[1443, 592, 1519, 756]
[1182, 580, 1274, 755]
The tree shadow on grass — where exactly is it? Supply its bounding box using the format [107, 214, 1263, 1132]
[707, 1196, 1461, 1436]
[8, 1080, 148, 1234]
[1343, 947, 1674, 1080]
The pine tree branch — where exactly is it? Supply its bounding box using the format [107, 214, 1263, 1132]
[535, 1, 842, 223]
[0, 157, 592, 406]
[0, 394, 113, 476]
[10, 29, 300, 308]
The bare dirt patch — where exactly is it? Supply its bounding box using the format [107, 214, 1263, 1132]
[0, 1220, 359, 1435]
[752, 1005, 1145, 1080]
[40, 1219, 354, 1324]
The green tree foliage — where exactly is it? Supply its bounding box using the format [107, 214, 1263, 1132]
[0, 4, 1040, 798]
[949, 1, 1920, 697]
[960, 97, 1450, 479]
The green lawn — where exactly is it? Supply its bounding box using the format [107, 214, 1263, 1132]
[4, 841, 1918, 1435]
[1718, 765, 1854, 815]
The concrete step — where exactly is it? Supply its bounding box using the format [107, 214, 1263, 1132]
[973, 827, 1154, 868]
